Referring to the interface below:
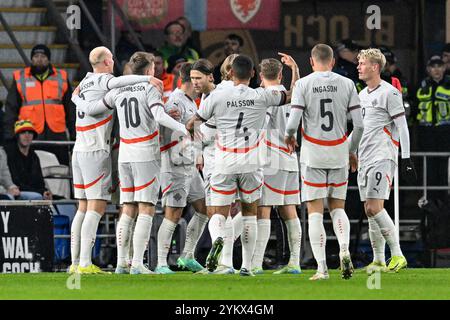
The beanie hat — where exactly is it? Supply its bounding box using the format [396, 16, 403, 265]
[31, 44, 51, 60]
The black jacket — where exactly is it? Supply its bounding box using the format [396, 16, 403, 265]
[3, 64, 76, 142]
[4, 142, 46, 195]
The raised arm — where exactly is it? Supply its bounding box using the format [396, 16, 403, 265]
[151, 103, 188, 135]
[106, 75, 163, 94]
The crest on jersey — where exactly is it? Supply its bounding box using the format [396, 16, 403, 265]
[230, 0, 261, 24]
[124, 0, 168, 25]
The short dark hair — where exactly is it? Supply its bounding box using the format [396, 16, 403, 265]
[152, 50, 164, 59]
[179, 62, 192, 83]
[232, 55, 253, 80]
[129, 52, 154, 75]
[191, 58, 214, 75]
[311, 44, 334, 63]
[226, 34, 244, 47]
[164, 21, 185, 35]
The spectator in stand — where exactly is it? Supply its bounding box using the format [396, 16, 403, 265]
[158, 20, 200, 67]
[213, 33, 258, 88]
[3, 44, 76, 165]
[333, 39, 365, 92]
[176, 16, 202, 58]
[415, 55, 450, 200]
[116, 30, 142, 69]
[442, 43, 450, 77]
[0, 145, 19, 200]
[153, 50, 178, 102]
[4, 120, 52, 201]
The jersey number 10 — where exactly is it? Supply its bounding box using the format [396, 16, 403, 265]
[120, 97, 141, 128]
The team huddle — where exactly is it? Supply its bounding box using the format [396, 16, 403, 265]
[68, 43, 416, 280]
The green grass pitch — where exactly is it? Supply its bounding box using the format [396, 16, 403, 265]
[0, 269, 449, 300]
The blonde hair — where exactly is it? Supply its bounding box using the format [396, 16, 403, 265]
[259, 58, 283, 80]
[220, 54, 238, 80]
[357, 48, 386, 73]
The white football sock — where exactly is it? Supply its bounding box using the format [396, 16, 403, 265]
[220, 215, 234, 268]
[368, 216, 386, 263]
[131, 214, 153, 267]
[308, 213, 327, 273]
[182, 212, 208, 259]
[157, 218, 177, 268]
[251, 218, 270, 270]
[330, 208, 350, 256]
[126, 217, 136, 265]
[208, 214, 226, 243]
[233, 212, 243, 241]
[285, 217, 302, 267]
[79, 210, 102, 268]
[373, 209, 403, 257]
[70, 210, 85, 265]
[116, 214, 133, 267]
[241, 216, 257, 271]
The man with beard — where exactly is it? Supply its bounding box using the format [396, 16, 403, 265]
[3, 44, 76, 165]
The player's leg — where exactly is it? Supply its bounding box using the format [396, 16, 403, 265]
[130, 202, 155, 274]
[270, 170, 302, 274]
[251, 206, 271, 274]
[364, 160, 406, 272]
[115, 162, 136, 273]
[178, 171, 208, 272]
[78, 150, 112, 274]
[115, 203, 137, 274]
[302, 165, 329, 280]
[358, 164, 387, 273]
[69, 152, 86, 273]
[237, 171, 263, 276]
[156, 172, 187, 274]
[275, 204, 302, 274]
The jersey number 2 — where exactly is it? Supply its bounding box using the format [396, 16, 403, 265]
[320, 99, 334, 132]
[120, 97, 141, 128]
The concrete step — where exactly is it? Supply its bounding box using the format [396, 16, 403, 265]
[0, 7, 47, 26]
[0, 63, 79, 83]
[0, 26, 56, 45]
[0, 44, 68, 63]
[0, 0, 33, 8]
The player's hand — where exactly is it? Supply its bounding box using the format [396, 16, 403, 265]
[8, 186, 20, 197]
[349, 153, 358, 173]
[196, 154, 204, 171]
[401, 158, 417, 183]
[284, 135, 298, 154]
[43, 191, 53, 200]
[168, 109, 181, 121]
[72, 85, 80, 97]
[149, 76, 164, 95]
[278, 52, 299, 71]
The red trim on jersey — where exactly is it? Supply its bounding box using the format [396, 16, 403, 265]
[264, 182, 300, 195]
[76, 115, 113, 132]
[303, 180, 348, 188]
[216, 133, 265, 154]
[383, 127, 400, 147]
[120, 131, 159, 144]
[211, 186, 237, 195]
[73, 173, 105, 189]
[162, 183, 173, 195]
[239, 183, 263, 194]
[386, 174, 392, 188]
[301, 128, 347, 146]
[120, 177, 157, 192]
[160, 140, 179, 152]
[264, 139, 290, 154]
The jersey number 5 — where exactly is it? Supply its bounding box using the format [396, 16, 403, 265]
[120, 97, 141, 128]
[320, 99, 334, 132]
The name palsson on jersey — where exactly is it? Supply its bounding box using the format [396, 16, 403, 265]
[226, 100, 256, 108]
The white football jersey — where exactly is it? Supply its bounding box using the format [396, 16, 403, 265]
[160, 88, 198, 173]
[197, 84, 286, 174]
[103, 82, 163, 163]
[358, 80, 405, 166]
[262, 84, 298, 172]
[73, 72, 115, 152]
[292, 71, 360, 168]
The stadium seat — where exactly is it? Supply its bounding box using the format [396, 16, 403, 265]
[53, 214, 70, 263]
[35, 150, 71, 199]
